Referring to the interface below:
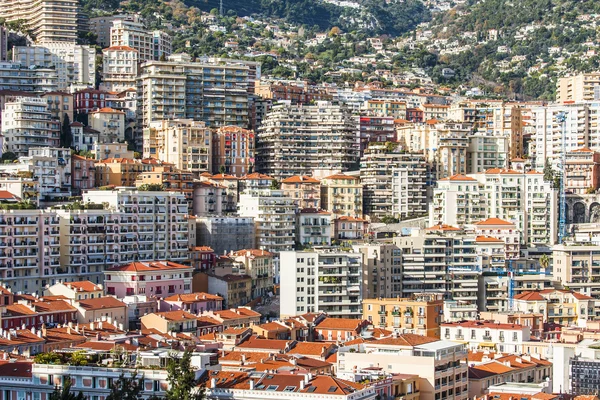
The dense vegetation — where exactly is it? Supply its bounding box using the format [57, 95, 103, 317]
[82, 0, 430, 36]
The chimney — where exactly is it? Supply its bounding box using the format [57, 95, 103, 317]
[90, 322, 95, 331]
[249, 379, 254, 390]
[241, 354, 246, 364]
[300, 380, 305, 390]
[42, 325, 47, 338]
[68, 322, 73, 329]
[304, 374, 310, 384]
[210, 378, 217, 389]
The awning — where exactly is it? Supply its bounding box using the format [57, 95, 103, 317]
[478, 342, 496, 348]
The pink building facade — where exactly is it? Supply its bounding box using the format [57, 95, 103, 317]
[104, 261, 193, 299]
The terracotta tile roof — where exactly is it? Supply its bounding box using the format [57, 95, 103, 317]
[468, 350, 498, 363]
[475, 217, 515, 226]
[77, 297, 126, 310]
[484, 168, 522, 174]
[335, 216, 367, 222]
[0, 191, 20, 201]
[315, 318, 363, 331]
[289, 342, 331, 356]
[222, 327, 251, 335]
[438, 174, 476, 181]
[514, 291, 545, 301]
[219, 351, 272, 363]
[572, 291, 594, 300]
[0, 361, 32, 378]
[104, 45, 137, 51]
[0, 330, 44, 346]
[369, 334, 438, 347]
[255, 322, 289, 333]
[322, 173, 359, 180]
[281, 176, 320, 184]
[33, 300, 77, 313]
[197, 315, 222, 327]
[163, 293, 223, 302]
[571, 147, 595, 153]
[469, 361, 515, 379]
[151, 310, 197, 321]
[211, 174, 238, 180]
[213, 307, 261, 320]
[90, 107, 125, 114]
[370, 327, 393, 338]
[4, 304, 36, 316]
[65, 281, 102, 292]
[426, 224, 461, 231]
[107, 261, 192, 272]
[235, 337, 291, 351]
[242, 173, 274, 180]
[231, 249, 273, 258]
[475, 235, 504, 243]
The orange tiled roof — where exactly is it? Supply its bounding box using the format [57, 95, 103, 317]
[322, 173, 359, 180]
[370, 334, 438, 347]
[151, 310, 197, 321]
[164, 293, 223, 302]
[475, 235, 504, 243]
[77, 297, 126, 310]
[438, 174, 476, 181]
[514, 291, 545, 301]
[289, 342, 331, 356]
[315, 317, 363, 331]
[64, 281, 102, 292]
[108, 261, 192, 272]
[231, 249, 273, 258]
[426, 224, 461, 231]
[475, 217, 515, 226]
[281, 175, 320, 184]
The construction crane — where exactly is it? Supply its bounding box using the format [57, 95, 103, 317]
[557, 111, 568, 244]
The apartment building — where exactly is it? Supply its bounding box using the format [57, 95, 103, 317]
[138, 55, 250, 145]
[362, 293, 444, 338]
[230, 249, 274, 298]
[337, 337, 469, 400]
[364, 99, 407, 119]
[0, 0, 80, 43]
[104, 261, 193, 298]
[1, 97, 60, 156]
[296, 209, 332, 246]
[24, 147, 72, 201]
[71, 121, 98, 151]
[101, 45, 139, 92]
[430, 170, 557, 247]
[211, 126, 255, 176]
[73, 88, 107, 114]
[81, 188, 190, 262]
[191, 181, 232, 216]
[196, 216, 255, 255]
[89, 107, 126, 143]
[90, 14, 144, 47]
[513, 289, 596, 326]
[280, 249, 363, 318]
[94, 158, 151, 187]
[553, 243, 600, 298]
[255, 79, 331, 104]
[136, 165, 195, 208]
[281, 176, 321, 209]
[12, 43, 96, 91]
[472, 218, 520, 260]
[40, 92, 73, 124]
[0, 210, 60, 293]
[393, 227, 480, 305]
[256, 101, 359, 180]
[358, 115, 396, 154]
[110, 19, 154, 62]
[467, 134, 509, 173]
[333, 216, 369, 241]
[361, 145, 426, 219]
[238, 189, 297, 255]
[441, 320, 530, 353]
[0, 61, 58, 92]
[320, 174, 363, 218]
[557, 72, 600, 102]
[353, 242, 402, 299]
[532, 102, 590, 170]
[565, 147, 600, 194]
[92, 142, 133, 160]
[143, 119, 212, 174]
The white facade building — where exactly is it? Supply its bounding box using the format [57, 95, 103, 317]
[280, 249, 363, 318]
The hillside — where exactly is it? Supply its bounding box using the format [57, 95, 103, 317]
[83, 0, 431, 36]
[417, 0, 600, 99]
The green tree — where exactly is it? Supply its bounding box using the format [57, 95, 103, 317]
[219, 165, 226, 174]
[543, 159, 554, 182]
[137, 183, 164, 191]
[1, 151, 18, 163]
[165, 351, 205, 400]
[269, 179, 280, 190]
[68, 350, 88, 366]
[50, 377, 86, 400]
[34, 352, 62, 364]
[60, 113, 73, 148]
[106, 371, 145, 400]
[539, 254, 550, 271]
